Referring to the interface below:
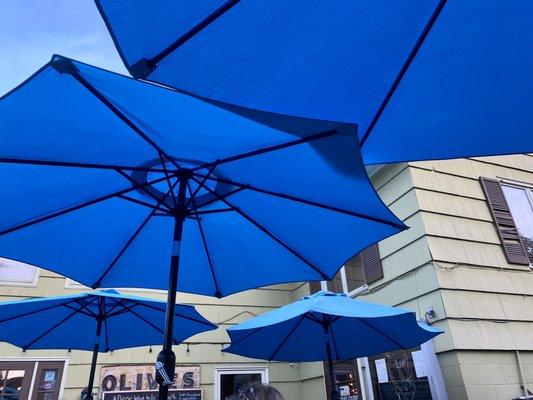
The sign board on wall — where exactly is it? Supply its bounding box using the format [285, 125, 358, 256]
[102, 389, 201, 400]
[100, 365, 200, 398]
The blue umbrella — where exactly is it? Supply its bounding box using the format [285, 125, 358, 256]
[0, 55, 404, 399]
[0, 290, 216, 400]
[224, 291, 442, 400]
[94, 0, 533, 164]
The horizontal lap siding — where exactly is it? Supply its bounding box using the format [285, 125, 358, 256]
[358, 164, 447, 351]
[410, 156, 533, 353]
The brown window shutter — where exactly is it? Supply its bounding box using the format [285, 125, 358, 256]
[361, 244, 383, 284]
[309, 281, 322, 294]
[480, 177, 529, 265]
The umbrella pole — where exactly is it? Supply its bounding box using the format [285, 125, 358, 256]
[158, 174, 189, 400]
[323, 322, 339, 400]
[84, 303, 103, 400]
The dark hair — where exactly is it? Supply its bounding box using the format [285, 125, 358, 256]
[239, 383, 284, 400]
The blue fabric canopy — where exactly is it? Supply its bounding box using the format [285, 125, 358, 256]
[225, 291, 442, 362]
[95, 0, 533, 164]
[0, 289, 215, 351]
[0, 55, 404, 298]
[0, 289, 215, 399]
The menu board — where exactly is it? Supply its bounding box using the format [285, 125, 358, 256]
[102, 389, 201, 400]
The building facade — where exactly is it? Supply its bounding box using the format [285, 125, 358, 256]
[0, 155, 532, 400]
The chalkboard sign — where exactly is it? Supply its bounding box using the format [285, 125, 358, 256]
[102, 389, 201, 400]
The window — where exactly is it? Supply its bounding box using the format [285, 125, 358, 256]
[64, 278, 88, 289]
[367, 348, 433, 400]
[310, 244, 382, 297]
[0, 258, 39, 287]
[214, 367, 268, 400]
[480, 178, 532, 265]
[0, 360, 65, 400]
[502, 184, 533, 264]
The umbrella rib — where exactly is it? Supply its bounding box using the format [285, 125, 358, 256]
[328, 322, 341, 360]
[115, 168, 173, 210]
[0, 157, 167, 173]
[194, 208, 234, 215]
[192, 129, 340, 171]
[268, 315, 306, 360]
[186, 181, 223, 298]
[69, 71, 181, 171]
[228, 326, 266, 346]
[193, 173, 405, 230]
[359, 0, 447, 148]
[0, 300, 74, 324]
[116, 194, 170, 213]
[192, 186, 246, 210]
[135, 302, 216, 329]
[191, 176, 329, 280]
[92, 181, 178, 288]
[358, 318, 406, 349]
[0, 173, 171, 237]
[143, 0, 241, 69]
[185, 164, 217, 207]
[159, 152, 177, 207]
[21, 297, 98, 350]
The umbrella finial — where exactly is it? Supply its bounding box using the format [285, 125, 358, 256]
[50, 55, 78, 75]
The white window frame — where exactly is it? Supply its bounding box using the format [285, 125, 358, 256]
[0, 258, 40, 287]
[320, 266, 369, 298]
[214, 366, 268, 400]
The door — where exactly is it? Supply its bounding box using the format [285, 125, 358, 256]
[31, 362, 64, 400]
[0, 361, 35, 400]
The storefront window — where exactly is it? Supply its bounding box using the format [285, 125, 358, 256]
[368, 348, 433, 400]
[215, 368, 268, 400]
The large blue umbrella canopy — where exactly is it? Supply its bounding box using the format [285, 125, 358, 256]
[0, 55, 404, 298]
[0, 289, 216, 400]
[224, 291, 442, 399]
[94, 0, 533, 164]
[0, 54, 404, 399]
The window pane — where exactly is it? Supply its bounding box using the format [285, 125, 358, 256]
[220, 373, 262, 400]
[3, 370, 25, 400]
[502, 186, 533, 263]
[344, 257, 366, 292]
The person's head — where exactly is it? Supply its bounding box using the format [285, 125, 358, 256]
[238, 383, 284, 400]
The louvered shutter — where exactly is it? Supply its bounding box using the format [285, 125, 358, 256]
[361, 244, 383, 283]
[480, 177, 529, 265]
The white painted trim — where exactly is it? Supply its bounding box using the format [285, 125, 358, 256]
[358, 357, 374, 400]
[421, 340, 448, 400]
[27, 362, 39, 399]
[213, 366, 268, 400]
[339, 267, 348, 294]
[0, 265, 40, 287]
[64, 278, 88, 290]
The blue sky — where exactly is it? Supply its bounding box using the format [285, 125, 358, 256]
[0, 0, 127, 96]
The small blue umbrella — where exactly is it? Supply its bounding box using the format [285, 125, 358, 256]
[94, 0, 533, 164]
[0, 55, 404, 399]
[0, 290, 216, 400]
[224, 291, 442, 400]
